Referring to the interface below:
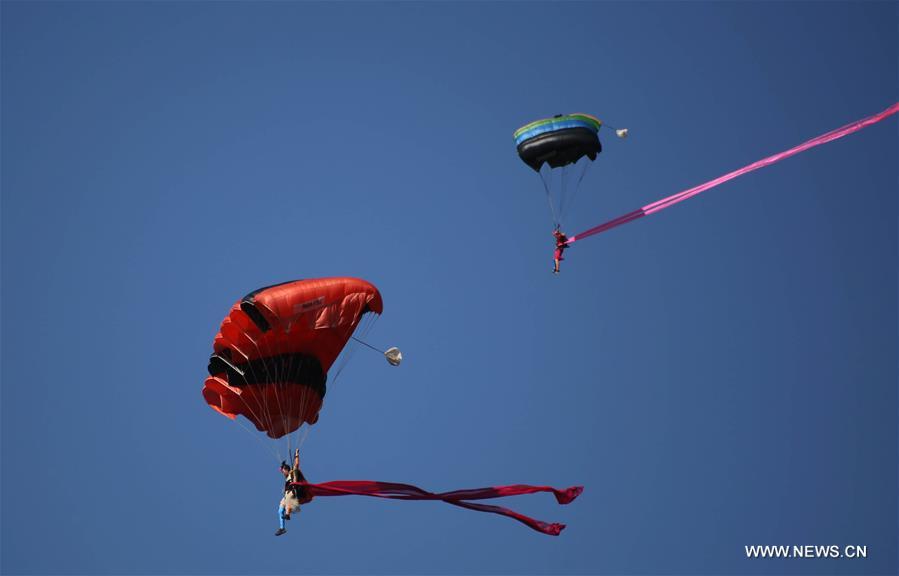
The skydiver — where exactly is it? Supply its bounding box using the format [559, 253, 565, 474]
[275, 448, 308, 536]
[553, 229, 569, 274]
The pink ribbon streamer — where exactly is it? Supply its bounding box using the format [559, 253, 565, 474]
[568, 102, 899, 244]
[293, 480, 584, 536]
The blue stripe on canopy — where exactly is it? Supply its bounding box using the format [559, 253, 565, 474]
[514, 118, 600, 146]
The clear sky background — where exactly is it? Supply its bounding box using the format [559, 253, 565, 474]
[2, 2, 896, 575]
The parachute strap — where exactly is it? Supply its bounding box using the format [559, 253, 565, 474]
[293, 480, 583, 536]
[567, 102, 899, 244]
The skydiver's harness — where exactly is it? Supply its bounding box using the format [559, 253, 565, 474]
[285, 469, 308, 502]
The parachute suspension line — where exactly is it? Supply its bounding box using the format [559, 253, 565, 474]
[559, 159, 592, 224]
[209, 338, 281, 462]
[212, 335, 282, 461]
[262, 328, 289, 457]
[249, 328, 287, 452]
[284, 309, 380, 455]
[210, 350, 272, 461]
[539, 166, 560, 228]
[576, 158, 592, 206]
[280, 339, 294, 461]
[560, 169, 567, 223]
[256, 332, 283, 448]
[218, 333, 281, 454]
[276, 315, 308, 457]
[275, 312, 318, 458]
[274, 306, 319, 457]
[289, 396, 313, 454]
[279, 349, 298, 462]
[239, 331, 277, 441]
[275, 322, 303, 458]
[559, 165, 568, 226]
[558, 163, 576, 225]
[290, 315, 318, 452]
[302, 312, 374, 453]
[232, 411, 282, 463]
[291, 422, 311, 453]
[332, 313, 377, 384]
[285, 310, 380, 454]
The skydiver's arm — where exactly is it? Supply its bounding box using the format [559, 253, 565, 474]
[293, 448, 300, 471]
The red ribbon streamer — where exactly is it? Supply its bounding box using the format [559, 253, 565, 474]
[568, 102, 899, 244]
[292, 481, 583, 536]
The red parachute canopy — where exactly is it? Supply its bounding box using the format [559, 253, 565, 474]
[203, 277, 382, 438]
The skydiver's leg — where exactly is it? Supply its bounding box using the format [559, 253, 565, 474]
[283, 493, 295, 519]
[278, 504, 287, 529]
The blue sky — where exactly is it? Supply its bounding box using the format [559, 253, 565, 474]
[2, 2, 896, 575]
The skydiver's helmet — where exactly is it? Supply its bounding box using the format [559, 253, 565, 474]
[280, 461, 291, 473]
